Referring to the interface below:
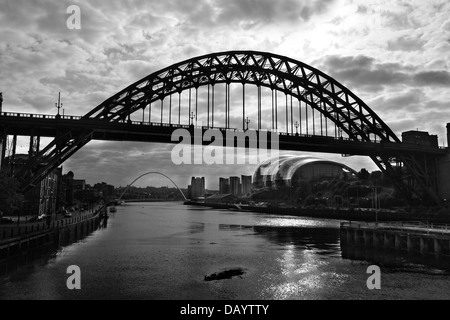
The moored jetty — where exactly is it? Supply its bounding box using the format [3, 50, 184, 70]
[340, 221, 450, 257]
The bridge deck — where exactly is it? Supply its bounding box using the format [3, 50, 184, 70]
[1, 112, 445, 156]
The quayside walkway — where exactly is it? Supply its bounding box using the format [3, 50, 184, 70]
[0, 205, 107, 260]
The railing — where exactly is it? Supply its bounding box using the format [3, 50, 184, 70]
[0, 111, 402, 145]
[341, 221, 450, 235]
[0, 209, 102, 242]
[0, 111, 82, 121]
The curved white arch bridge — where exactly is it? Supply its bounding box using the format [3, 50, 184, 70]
[118, 172, 187, 202]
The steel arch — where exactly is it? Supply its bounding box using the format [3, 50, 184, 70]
[84, 50, 398, 144]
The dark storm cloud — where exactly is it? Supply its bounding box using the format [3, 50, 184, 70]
[356, 5, 368, 14]
[143, 0, 337, 29]
[317, 54, 450, 90]
[214, 0, 336, 26]
[370, 89, 424, 113]
[413, 71, 450, 86]
[317, 55, 408, 88]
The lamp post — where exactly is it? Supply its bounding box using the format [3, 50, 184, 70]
[190, 112, 195, 126]
[294, 121, 299, 135]
[55, 92, 63, 118]
[245, 117, 250, 131]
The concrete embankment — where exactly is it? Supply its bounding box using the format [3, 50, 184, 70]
[340, 221, 450, 263]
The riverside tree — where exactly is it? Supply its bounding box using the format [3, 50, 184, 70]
[0, 171, 24, 215]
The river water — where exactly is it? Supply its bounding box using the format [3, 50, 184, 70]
[1, 202, 449, 300]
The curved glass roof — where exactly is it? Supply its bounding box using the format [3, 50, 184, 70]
[253, 155, 356, 186]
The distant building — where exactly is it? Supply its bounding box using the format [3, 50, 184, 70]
[4, 154, 61, 216]
[402, 130, 438, 148]
[94, 182, 115, 200]
[59, 171, 75, 207]
[219, 178, 230, 194]
[25, 167, 60, 216]
[241, 175, 252, 195]
[189, 177, 205, 199]
[437, 123, 450, 200]
[73, 179, 86, 191]
[0, 93, 3, 169]
[229, 176, 241, 196]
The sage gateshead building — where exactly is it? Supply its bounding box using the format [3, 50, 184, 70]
[252, 155, 357, 189]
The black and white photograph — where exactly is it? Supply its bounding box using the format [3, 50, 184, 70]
[1, 0, 450, 304]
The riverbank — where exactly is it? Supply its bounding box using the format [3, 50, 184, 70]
[183, 201, 450, 224]
[0, 205, 108, 261]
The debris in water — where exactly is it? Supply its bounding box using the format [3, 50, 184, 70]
[204, 268, 245, 281]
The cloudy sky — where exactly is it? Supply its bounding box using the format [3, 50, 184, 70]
[1, 0, 450, 189]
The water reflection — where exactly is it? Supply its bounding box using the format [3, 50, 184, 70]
[1, 203, 450, 300]
[218, 223, 341, 256]
[341, 245, 450, 273]
[0, 216, 106, 281]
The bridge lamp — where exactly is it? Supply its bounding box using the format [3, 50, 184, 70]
[295, 121, 299, 135]
[55, 92, 63, 117]
[190, 112, 196, 126]
[245, 117, 251, 131]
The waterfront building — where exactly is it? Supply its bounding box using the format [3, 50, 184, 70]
[189, 177, 205, 199]
[402, 130, 438, 148]
[219, 177, 230, 194]
[59, 171, 75, 207]
[94, 182, 115, 200]
[437, 123, 450, 200]
[241, 175, 252, 196]
[3, 154, 61, 216]
[73, 179, 86, 191]
[253, 155, 356, 189]
[229, 176, 241, 196]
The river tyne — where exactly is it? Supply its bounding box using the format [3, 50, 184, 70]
[1, 202, 449, 300]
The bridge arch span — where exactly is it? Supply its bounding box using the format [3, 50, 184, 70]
[85, 51, 398, 144]
[118, 172, 187, 202]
